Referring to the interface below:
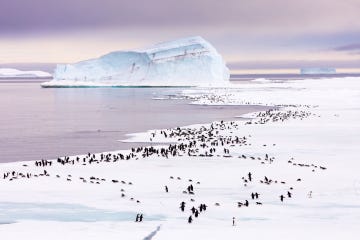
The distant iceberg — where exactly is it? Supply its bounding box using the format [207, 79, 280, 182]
[42, 36, 230, 87]
[0, 68, 51, 78]
[300, 68, 336, 75]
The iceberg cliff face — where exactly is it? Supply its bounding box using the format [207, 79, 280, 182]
[42, 36, 230, 87]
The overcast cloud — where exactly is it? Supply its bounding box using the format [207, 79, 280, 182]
[1, 0, 359, 69]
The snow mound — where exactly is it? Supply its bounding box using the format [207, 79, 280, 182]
[42, 36, 230, 87]
[0, 68, 51, 78]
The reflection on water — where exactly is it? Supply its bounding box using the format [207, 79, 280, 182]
[0, 82, 265, 163]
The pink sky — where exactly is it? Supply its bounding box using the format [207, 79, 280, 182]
[1, 0, 360, 71]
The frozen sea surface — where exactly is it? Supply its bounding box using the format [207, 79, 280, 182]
[0, 76, 360, 240]
[0, 202, 163, 222]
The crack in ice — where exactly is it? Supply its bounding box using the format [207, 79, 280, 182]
[143, 225, 161, 240]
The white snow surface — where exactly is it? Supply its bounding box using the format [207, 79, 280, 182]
[1, 77, 360, 239]
[41, 36, 230, 87]
[0, 68, 51, 78]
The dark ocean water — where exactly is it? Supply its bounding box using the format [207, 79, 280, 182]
[0, 81, 266, 163]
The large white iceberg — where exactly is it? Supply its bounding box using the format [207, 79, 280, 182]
[42, 36, 230, 87]
[0, 68, 51, 78]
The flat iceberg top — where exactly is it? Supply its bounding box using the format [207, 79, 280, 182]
[140, 36, 216, 57]
[42, 36, 230, 87]
[0, 68, 51, 78]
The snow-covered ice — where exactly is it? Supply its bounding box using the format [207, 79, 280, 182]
[0, 68, 51, 78]
[1, 77, 360, 239]
[41, 36, 230, 87]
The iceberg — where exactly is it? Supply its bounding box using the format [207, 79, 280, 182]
[300, 67, 336, 75]
[0, 68, 51, 78]
[41, 36, 230, 87]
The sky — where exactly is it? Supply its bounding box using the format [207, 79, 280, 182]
[1, 0, 360, 72]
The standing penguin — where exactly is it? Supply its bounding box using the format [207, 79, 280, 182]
[287, 191, 292, 198]
[308, 191, 313, 198]
[203, 204, 208, 211]
[180, 202, 186, 212]
[194, 210, 199, 218]
[248, 172, 252, 182]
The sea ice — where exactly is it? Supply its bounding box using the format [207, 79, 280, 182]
[1, 77, 360, 239]
[0, 68, 51, 78]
